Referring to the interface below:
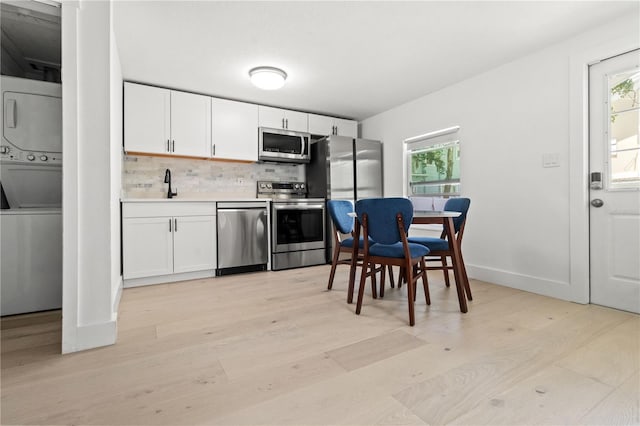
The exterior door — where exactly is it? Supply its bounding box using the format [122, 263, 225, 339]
[589, 49, 640, 313]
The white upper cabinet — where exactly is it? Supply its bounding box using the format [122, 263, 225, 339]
[334, 118, 358, 138]
[124, 82, 211, 158]
[170, 90, 211, 158]
[258, 106, 308, 133]
[211, 98, 258, 162]
[124, 82, 170, 155]
[308, 113, 357, 138]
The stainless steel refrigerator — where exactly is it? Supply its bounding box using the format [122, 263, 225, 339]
[306, 135, 383, 262]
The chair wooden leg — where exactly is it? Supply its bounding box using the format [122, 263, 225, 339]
[355, 257, 369, 315]
[421, 258, 430, 305]
[442, 256, 450, 287]
[460, 255, 472, 301]
[398, 267, 404, 288]
[347, 251, 359, 304]
[379, 264, 386, 298]
[370, 263, 377, 299]
[327, 245, 341, 290]
[388, 265, 395, 288]
[405, 261, 415, 326]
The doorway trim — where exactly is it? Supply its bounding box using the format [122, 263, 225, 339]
[568, 36, 639, 304]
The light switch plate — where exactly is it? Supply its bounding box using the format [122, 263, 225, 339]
[543, 153, 560, 168]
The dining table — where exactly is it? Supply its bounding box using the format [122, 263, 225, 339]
[412, 210, 470, 313]
[347, 209, 470, 313]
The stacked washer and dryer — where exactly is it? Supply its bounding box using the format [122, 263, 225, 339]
[0, 76, 62, 316]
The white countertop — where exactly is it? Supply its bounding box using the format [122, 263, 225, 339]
[121, 197, 270, 203]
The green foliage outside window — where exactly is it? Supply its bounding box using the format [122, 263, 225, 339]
[410, 142, 460, 196]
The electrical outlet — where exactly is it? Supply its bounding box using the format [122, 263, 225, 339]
[236, 178, 245, 185]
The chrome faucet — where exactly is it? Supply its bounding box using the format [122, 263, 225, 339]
[164, 169, 178, 199]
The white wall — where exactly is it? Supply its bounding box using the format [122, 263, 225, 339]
[62, 0, 123, 353]
[361, 13, 639, 302]
[110, 9, 123, 316]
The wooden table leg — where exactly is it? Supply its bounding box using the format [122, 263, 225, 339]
[445, 217, 468, 313]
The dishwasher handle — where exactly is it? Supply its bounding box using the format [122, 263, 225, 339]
[217, 202, 267, 209]
[217, 208, 267, 214]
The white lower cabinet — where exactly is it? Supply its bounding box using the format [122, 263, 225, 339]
[123, 217, 174, 279]
[172, 215, 217, 273]
[122, 202, 217, 286]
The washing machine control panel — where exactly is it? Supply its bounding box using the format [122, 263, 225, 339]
[0, 145, 62, 164]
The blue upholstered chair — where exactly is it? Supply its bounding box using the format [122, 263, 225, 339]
[354, 198, 430, 326]
[408, 197, 472, 300]
[326, 200, 382, 303]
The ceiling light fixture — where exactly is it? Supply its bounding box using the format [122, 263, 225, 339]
[249, 66, 287, 90]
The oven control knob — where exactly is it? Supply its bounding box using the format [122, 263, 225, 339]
[27, 154, 36, 161]
[259, 183, 265, 189]
[294, 184, 300, 190]
[40, 155, 48, 161]
[300, 183, 305, 189]
[0, 146, 9, 154]
[267, 183, 272, 189]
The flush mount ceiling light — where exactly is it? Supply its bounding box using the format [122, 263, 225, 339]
[249, 66, 287, 90]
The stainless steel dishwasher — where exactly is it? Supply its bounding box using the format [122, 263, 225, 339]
[216, 202, 268, 275]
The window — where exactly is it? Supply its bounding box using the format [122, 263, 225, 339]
[404, 126, 460, 210]
[609, 69, 639, 188]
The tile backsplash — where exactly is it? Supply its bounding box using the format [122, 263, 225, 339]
[122, 155, 305, 199]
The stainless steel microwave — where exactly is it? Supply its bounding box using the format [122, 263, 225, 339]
[258, 127, 310, 164]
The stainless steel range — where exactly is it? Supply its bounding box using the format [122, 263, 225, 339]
[257, 181, 326, 271]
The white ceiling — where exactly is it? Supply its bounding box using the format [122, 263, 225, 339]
[114, 1, 638, 121]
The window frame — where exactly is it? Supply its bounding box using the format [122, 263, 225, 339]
[403, 125, 461, 207]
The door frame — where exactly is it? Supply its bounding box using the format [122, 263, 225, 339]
[568, 36, 639, 304]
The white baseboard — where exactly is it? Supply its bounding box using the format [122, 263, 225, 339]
[112, 276, 123, 320]
[124, 270, 216, 288]
[466, 263, 580, 303]
[70, 320, 117, 353]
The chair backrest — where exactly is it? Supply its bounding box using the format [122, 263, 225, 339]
[355, 198, 413, 244]
[444, 197, 471, 234]
[327, 199, 355, 234]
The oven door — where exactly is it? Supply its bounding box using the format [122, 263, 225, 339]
[272, 201, 325, 253]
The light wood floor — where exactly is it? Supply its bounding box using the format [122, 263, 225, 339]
[2, 265, 639, 425]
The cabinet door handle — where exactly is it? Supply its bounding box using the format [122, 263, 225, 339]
[213, 143, 216, 156]
[171, 140, 175, 152]
[174, 218, 177, 232]
[169, 218, 172, 232]
[285, 118, 289, 129]
[167, 139, 170, 152]
[282, 118, 285, 129]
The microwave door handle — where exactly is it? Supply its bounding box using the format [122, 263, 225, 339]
[300, 136, 305, 155]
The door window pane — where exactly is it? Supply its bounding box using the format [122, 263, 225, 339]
[609, 70, 639, 186]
